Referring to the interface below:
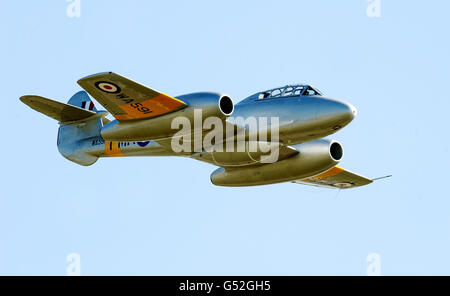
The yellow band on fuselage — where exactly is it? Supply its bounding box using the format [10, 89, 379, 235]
[104, 141, 125, 157]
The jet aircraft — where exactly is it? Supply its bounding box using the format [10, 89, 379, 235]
[20, 72, 373, 188]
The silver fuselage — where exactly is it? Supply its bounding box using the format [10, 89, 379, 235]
[69, 91, 356, 168]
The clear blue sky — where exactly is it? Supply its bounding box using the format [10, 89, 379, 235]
[1, 0, 449, 275]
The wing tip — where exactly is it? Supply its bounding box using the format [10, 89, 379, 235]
[294, 166, 375, 189]
[20, 95, 43, 106]
[19, 95, 30, 103]
[77, 71, 114, 84]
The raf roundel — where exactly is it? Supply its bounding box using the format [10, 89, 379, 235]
[95, 81, 121, 94]
[333, 182, 353, 188]
[137, 141, 150, 147]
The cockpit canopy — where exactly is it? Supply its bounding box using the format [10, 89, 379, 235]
[257, 84, 323, 100]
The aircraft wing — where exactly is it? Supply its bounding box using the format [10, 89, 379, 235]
[77, 72, 187, 121]
[20, 95, 97, 123]
[293, 166, 373, 189]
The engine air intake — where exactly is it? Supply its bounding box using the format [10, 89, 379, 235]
[219, 95, 234, 116]
[330, 142, 343, 161]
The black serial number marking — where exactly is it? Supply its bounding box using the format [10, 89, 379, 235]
[91, 137, 105, 146]
[106, 89, 153, 115]
[115, 93, 133, 104]
[130, 102, 153, 114]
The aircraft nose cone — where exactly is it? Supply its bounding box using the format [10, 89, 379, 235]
[315, 98, 357, 129]
[347, 102, 357, 118]
[334, 101, 357, 123]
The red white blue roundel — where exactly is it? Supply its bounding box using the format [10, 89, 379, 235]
[95, 81, 121, 94]
[333, 182, 353, 188]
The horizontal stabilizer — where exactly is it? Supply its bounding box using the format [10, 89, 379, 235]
[20, 95, 97, 123]
[293, 166, 373, 189]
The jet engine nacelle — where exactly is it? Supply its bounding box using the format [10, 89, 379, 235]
[210, 139, 343, 186]
[100, 92, 234, 141]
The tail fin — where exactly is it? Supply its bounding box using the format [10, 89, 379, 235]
[58, 92, 102, 166]
[67, 90, 98, 112]
[21, 91, 102, 166]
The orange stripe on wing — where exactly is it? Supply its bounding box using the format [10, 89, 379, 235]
[118, 94, 185, 120]
[303, 166, 344, 181]
[114, 114, 134, 120]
